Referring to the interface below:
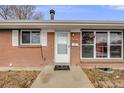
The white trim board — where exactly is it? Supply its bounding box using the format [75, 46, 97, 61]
[12, 30, 19, 46]
[71, 29, 80, 32]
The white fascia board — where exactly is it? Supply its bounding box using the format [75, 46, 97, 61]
[71, 29, 81, 32]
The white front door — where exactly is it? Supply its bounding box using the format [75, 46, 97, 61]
[55, 32, 70, 64]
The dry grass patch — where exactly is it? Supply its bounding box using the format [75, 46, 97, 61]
[83, 68, 124, 88]
[0, 71, 40, 88]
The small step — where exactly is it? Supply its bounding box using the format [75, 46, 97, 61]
[54, 65, 70, 71]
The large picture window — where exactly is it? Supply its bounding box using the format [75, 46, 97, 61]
[81, 31, 123, 59]
[21, 30, 41, 45]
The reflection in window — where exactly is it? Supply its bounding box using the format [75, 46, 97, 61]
[81, 31, 122, 59]
[96, 32, 108, 58]
[110, 32, 122, 58]
[110, 32, 122, 44]
[57, 44, 67, 54]
[22, 31, 30, 43]
[110, 46, 121, 58]
[82, 32, 94, 58]
[31, 31, 40, 43]
[21, 31, 40, 44]
[82, 32, 94, 44]
[82, 45, 94, 58]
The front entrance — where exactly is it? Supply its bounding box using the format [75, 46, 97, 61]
[55, 32, 70, 64]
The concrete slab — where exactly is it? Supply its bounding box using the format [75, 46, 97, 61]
[31, 65, 94, 88]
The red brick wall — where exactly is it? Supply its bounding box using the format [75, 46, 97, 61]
[70, 32, 80, 64]
[0, 31, 124, 68]
[0, 31, 54, 67]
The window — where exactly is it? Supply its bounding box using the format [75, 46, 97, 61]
[82, 46, 94, 58]
[82, 32, 94, 58]
[21, 30, 40, 45]
[96, 32, 108, 58]
[22, 31, 30, 43]
[110, 32, 122, 58]
[31, 31, 40, 43]
[57, 33, 68, 54]
[58, 44, 67, 54]
[110, 46, 121, 58]
[81, 31, 123, 59]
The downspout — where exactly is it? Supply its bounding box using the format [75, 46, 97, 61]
[40, 9, 55, 62]
[40, 30, 45, 61]
[40, 44, 45, 60]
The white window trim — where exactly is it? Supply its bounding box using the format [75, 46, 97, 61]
[80, 30, 123, 60]
[12, 30, 19, 46]
[20, 30, 41, 45]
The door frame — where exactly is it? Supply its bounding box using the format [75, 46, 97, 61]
[54, 31, 70, 64]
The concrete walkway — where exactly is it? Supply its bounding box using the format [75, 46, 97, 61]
[31, 65, 94, 88]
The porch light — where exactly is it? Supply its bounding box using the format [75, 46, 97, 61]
[9, 63, 13, 67]
[72, 33, 75, 37]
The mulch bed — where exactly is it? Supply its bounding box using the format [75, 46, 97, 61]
[0, 71, 40, 88]
[83, 68, 124, 88]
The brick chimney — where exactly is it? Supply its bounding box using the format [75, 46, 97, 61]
[50, 9, 55, 20]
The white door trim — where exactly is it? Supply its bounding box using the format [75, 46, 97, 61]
[54, 31, 70, 64]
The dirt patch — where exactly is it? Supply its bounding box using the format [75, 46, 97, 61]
[83, 68, 124, 88]
[0, 71, 40, 88]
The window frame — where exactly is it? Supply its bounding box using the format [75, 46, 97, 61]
[80, 30, 123, 60]
[20, 30, 41, 45]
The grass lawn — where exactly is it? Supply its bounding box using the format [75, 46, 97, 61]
[83, 68, 124, 88]
[0, 71, 40, 88]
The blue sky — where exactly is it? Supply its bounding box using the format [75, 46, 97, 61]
[37, 5, 124, 20]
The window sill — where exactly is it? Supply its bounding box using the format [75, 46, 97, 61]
[19, 45, 42, 48]
[81, 59, 124, 62]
